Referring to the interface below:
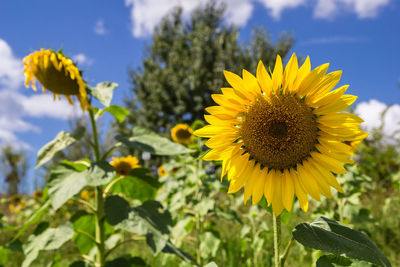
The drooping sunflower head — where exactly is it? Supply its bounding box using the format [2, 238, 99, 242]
[158, 165, 168, 177]
[110, 155, 141, 176]
[194, 53, 368, 215]
[23, 49, 89, 110]
[171, 124, 194, 145]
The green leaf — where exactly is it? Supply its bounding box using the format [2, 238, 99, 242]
[199, 232, 221, 258]
[203, 262, 218, 267]
[22, 223, 74, 267]
[316, 255, 352, 267]
[101, 105, 130, 123]
[116, 132, 193, 156]
[116, 200, 172, 253]
[89, 82, 118, 107]
[104, 195, 130, 226]
[11, 201, 51, 242]
[71, 211, 96, 254]
[292, 216, 391, 267]
[48, 162, 115, 210]
[36, 127, 85, 168]
[105, 258, 130, 267]
[69, 261, 92, 267]
[108, 172, 158, 202]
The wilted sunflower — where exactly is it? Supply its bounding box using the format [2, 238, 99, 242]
[171, 124, 193, 145]
[194, 53, 368, 215]
[23, 49, 89, 110]
[110, 155, 141, 175]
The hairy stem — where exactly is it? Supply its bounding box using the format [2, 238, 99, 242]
[273, 213, 281, 267]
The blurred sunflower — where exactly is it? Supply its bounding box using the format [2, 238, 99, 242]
[23, 49, 89, 110]
[110, 155, 141, 175]
[33, 190, 43, 200]
[171, 124, 193, 145]
[80, 189, 95, 200]
[9, 195, 25, 213]
[194, 53, 368, 215]
[158, 165, 168, 177]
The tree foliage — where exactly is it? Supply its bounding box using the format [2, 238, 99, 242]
[122, 2, 294, 133]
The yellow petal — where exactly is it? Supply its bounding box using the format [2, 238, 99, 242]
[244, 165, 260, 204]
[224, 70, 254, 101]
[263, 169, 276, 205]
[282, 53, 298, 93]
[311, 85, 349, 107]
[311, 161, 344, 193]
[242, 69, 262, 97]
[297, 163, 321, 201]
[292, 56, 311, 91]
[204, 115, 241, 127]
[306, 70, 342, 102]
[282, 169, 294, 211]
[315, 95, 357, 114]
[194, 125, 237, 137]
[271, 172, 284, 216]
[272, 55, 283, 93]
[228, 160, 257, 193]
[297, 63, 329, 97]
[252, 168, 266, 205]
[205, 134, 239, 149]
[228, 152, 250, 181]
[304, 160, 332, 198]
[311, 152, 346, 174]
[256, 60, 273, 95]
[291, 170, 309, 212]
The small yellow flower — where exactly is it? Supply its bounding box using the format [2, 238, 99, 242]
[171, 124, 194, 145]
[80, 189, 95, 200]
[9, 195, 25, 213]
[158, 165, 168, 177]
[33, 190, 43, 200]
[23, 49, 89, 110]
[110, 155, 141, 175]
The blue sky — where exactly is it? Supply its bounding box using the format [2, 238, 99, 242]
[0, 0, 399, 192]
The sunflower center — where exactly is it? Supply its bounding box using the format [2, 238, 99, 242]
[240, 94, 318, 170]
[176, 129, 192, 140]
[34, 63, 80, 95]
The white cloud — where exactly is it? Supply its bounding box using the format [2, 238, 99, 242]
[314, 0, 390, 19]
[72, 53, 93, 66]
[20, 94, 83, 120]
[125, 0, 253, 37]
[125, 0, 391, 37]
[94, 19, 107, 35]
[355, 99, 400, 140]
[0, 39, 23, 89]
[257, 0, 306, 19]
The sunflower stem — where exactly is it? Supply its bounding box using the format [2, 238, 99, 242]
[273, 213, 281, 267]
[280, 236, 294, 266]
[89, 108, 106, 267]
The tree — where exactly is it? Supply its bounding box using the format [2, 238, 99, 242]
[1, 146, 28, 195]
[122, 1, 294, 134]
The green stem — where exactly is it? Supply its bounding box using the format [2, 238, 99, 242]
[280, 237, 294, 267]
[89, 108, 106, 267]
[273, 213, 281, 267]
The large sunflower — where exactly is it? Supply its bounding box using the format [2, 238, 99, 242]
[194, 53, 367, 215]
[23, 49, 89, 110]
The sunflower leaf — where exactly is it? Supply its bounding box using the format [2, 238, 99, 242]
[115, 132, 193, 156]
[102, 105, 130, 123]
[89, 82, 118, 107]
[36, 127, 85, 168]
[292, 216, 391, 267]
[316, 254, 352, 267]
[22, 222, 74, 267]
[48, 162, 115, 210]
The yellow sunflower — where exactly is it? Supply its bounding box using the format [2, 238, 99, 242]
[23, 49, 89, 110]
[194, 53, 368, 215]
[110, 155, 141, 175]
[33, 190, 43, 200]
[9, 195, 25, 213]
[158, 165, 168, 177]
[80, 189, 95, 200]
[171, 124, 194, 145]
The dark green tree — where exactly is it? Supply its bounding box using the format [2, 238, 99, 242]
[1, 146, 28, 195]
[122, 2, 294, 134]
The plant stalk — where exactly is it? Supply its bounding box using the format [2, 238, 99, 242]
[273, 213, 281, 267]
[89, 108, 106, 267]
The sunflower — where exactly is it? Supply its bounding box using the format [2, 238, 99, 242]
[194, 53, 368, 215]
[110, 155, 141, 175]
[80, 189, 95, 200]
[33, 190, 43, 200]
[171, 124, 194, 145]
[23, 49, 89, 110]
[158, 165, 168, 177]
[9, 195, 25, 213]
